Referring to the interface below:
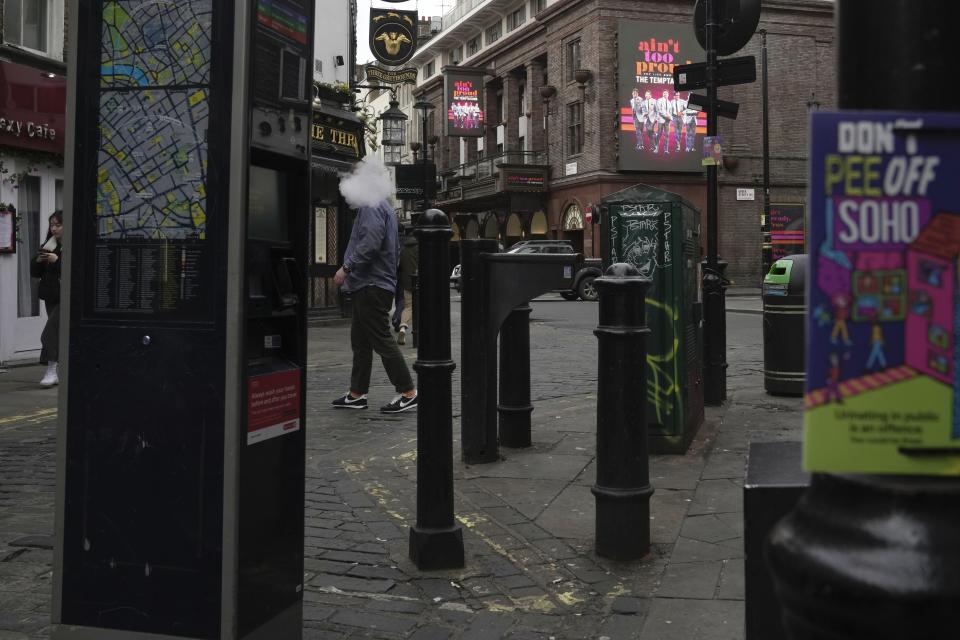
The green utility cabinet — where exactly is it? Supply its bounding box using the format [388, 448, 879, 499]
[600, 184, 704, 453]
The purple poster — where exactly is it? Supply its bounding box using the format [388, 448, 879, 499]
[805, 111, 960, 475]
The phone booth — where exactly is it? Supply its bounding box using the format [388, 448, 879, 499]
[52, 1, 313, 638]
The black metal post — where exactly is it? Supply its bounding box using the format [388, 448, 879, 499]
[766, 1, 960, 637]
[422, 112, 430, 211]
[702, 0, 728, 406]
[411, 271, 419, 349]
[760, 29, 772, 277]
[498, 304, 533, 448]
[593, 264, 654, 560]
[459, 239, 500, 464]
[409, 209, 464, 570]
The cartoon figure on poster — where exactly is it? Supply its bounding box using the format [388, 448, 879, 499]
[805, 112, 960, 475]
[617, 20, 705, 172]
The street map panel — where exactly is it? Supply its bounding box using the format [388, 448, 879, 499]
[97, 0, 212, 240]
[101, 0, 213, 87]
[97, 89, 208, 240]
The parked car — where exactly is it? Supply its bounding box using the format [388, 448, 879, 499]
[450, 240, 601, 301]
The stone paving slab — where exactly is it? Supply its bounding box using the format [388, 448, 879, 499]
[0, 307, 805, 639]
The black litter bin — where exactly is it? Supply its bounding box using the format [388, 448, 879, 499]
[762, 254, 807, 395]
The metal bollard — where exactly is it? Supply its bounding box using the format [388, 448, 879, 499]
[702, 259, 729, 406]
[592, 263, 654, 560]
[498, 303, 533, 448]
[765, 1, 960, 636]
[459, 239, 500, 464]
[411, 272, 419, 349]
[409, 209, 464, 570]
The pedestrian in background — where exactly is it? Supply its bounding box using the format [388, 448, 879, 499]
[396, 226, 418, 345]
[331, 157, 418, 413]
[31, 210, 63, 387]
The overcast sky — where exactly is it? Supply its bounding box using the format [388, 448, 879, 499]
[356, 0, 454, 64]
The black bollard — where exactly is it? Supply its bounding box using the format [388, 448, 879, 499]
[765, 1, 960, 637]
[498, 303, 533, 448]
[459, 238, 500, 464]
[592, 263, 654, 560]
[409, 209, 464, 570]
[702, 259, 728, 406]
[411, 272, 419, 349]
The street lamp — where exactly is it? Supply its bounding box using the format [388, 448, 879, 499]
[380, 96, 408, 165]
[414, 99, 436, 209]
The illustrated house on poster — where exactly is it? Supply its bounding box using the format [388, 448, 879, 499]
[905, 214, 959, 401]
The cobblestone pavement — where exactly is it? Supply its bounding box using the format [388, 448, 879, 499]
[0, 297, 802, 639]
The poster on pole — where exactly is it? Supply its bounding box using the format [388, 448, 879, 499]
[804, 111, 960, 475]
[617, 20, 705, 172]
[443, 66, 485, 138]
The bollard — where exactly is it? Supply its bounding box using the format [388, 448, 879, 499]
[411, 271, 419, 349]
[765, 1, 960, 637]
[409, 209, 464, 570]
[592, 263, 654, 560]
[702, 259, 729, 406]
[498, 304, 533, 448]
[459, 239, 500, 464]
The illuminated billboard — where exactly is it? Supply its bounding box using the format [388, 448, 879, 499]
[443, 67, 485, 138]
[617, 20, 706, 172]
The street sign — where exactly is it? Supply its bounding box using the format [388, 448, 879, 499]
[694, 0, 761, 56]
[673, 56, 756, 91]
[687, 92, 740, 119]
[365, 65, 418, 84]
[736, 188, 755, 200]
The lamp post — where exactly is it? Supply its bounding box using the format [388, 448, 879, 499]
[379, 95, 408, 165]
[414, 99, 436, 210]
[539, 85, 557, 165]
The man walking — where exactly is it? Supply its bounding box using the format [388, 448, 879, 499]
[332, 157, 418, 413]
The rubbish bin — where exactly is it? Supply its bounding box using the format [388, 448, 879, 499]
[762, 254, 807, 395]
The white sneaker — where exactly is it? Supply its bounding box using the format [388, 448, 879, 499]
[40, 362, 58, 387]
[397, 326, 407, 345]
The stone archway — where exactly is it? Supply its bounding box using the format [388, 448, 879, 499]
[482, 213, 500, 243]
[562, 203, 585, 254]
[505, 213, 523, 248]
[530, 211, 548, 239]
[464, 218, 480, 239]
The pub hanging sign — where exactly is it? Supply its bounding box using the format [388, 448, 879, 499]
[369, 8, 418, 66]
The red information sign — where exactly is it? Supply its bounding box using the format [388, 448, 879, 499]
[247, 368, 301, 445]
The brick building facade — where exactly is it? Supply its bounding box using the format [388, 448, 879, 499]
[407, 0, 835, 286]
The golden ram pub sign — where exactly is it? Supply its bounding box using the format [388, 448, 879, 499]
[370, 7, 418, 66]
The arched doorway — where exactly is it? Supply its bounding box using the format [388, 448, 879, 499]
[562, 203, 584, 254]
[464, 218, 479, 239]
[482, 214, 499, 244]
[530, 210, 548, 239]
[505, 213, 523, 248]
[450, 220, 462, 267]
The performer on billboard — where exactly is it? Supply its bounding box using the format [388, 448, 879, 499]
[672, 92, 686, 153]
[642, 90, 658, 153]
[630, 89, 645, 150]
[682, 92, 698, 152]
[655, 89, 673, 154]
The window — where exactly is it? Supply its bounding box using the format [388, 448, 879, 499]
[566, 102, 583, 155]
[531, 0, 547, 14]
[496, 93, 504, 123]
[519, 83, 527, 115]
[485, 21, 502, 45]
[467, 34, 482, 56]
[5, 0, 48, 52]
[383, 145, 402, 165]
[565, 38, 581, 82]
[507, 6, 526, 31]
[450, 45, 463, 65]
[424, 60, 435, 79]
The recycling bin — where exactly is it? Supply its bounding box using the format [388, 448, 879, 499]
[763, 254, 808, 395]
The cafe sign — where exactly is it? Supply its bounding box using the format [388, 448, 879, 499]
[0, 60, 65, 154]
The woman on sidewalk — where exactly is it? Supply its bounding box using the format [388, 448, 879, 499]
[31, 210, 63, 387]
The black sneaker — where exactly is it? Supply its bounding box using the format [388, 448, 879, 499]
[331, 393, 368, 410]
[380, 394, 418, 413]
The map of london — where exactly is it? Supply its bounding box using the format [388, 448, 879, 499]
[97, 1, 212, 240]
